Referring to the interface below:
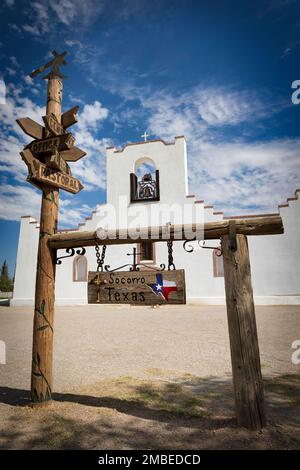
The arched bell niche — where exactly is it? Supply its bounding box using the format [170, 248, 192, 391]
[130, 157, 160, 203]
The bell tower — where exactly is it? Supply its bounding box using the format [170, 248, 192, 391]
[106, 135, 188, 207]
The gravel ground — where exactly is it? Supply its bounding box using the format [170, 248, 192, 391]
[0, 304, 299, 449]
[0, 304, 299, 391]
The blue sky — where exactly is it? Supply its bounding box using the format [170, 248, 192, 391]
[0, 0, 299, 275]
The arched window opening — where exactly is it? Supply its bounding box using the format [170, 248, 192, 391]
[140, 241, 154, 261]
[73, 255, 88, 282]
[130, 159, 160, 203]
[213, 248, 224, 277]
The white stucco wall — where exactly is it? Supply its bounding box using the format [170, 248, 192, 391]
[11, 136, 300, 306]
[11, 216, 39, 306]
[249, 195, 300, 304]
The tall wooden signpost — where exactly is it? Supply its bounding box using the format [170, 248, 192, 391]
[17, 51, 86, 404]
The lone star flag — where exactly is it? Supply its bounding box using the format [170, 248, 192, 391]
[147, 273, 177, 301]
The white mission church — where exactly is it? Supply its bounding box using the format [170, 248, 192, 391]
[12, 135, 300, 306]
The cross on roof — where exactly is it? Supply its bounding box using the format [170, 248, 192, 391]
[141, 131, 150, 142]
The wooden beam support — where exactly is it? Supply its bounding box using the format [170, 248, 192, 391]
[48, 215, 283, 250]
[222, 233, 266, 430]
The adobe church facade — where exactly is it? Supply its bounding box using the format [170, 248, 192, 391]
[12, 136, 300, 306]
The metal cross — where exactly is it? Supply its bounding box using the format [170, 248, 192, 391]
[141, 131, 150, 142]
[127, 247, 141, 271]
[91, 272, 102, 303]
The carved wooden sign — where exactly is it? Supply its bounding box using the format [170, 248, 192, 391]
[88, 269, 186, 305]
[31, 161, 83, 194]
[60, 147, 86, 162]
[16, 117, 44, 140]
[17, 61, 85, 199]
[61, 105, 79, 128]
[43, 114, 65, 136]
[45, 151, 71, 175]
[21, 149, 82, 194]
[30, 133, 75, 155]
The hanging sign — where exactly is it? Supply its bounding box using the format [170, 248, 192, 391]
[88, 269, 186, 305]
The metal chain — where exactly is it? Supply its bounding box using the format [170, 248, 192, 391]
[167, 240, 176, 270]
[95, 238, 107, 272]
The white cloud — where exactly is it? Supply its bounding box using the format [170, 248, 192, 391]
[9, 56, 19, 68]
[188, 139, 300, 215]
[8, 23, 22, 34]
[113, 82, 300, 215]
[5, 67, 16, 76]
[4, 0, 15, 7]
[50, 0, 104, 26]
[71, 101, 110, 190]
[0, 79, 6, 104]
[59, 197, 95, 226]
[0, 183, 94, 226]
[24, 75, 33, 85]
[137, 85, 277, 141]
[50, 0, 79, 25]
[22, 24, 41, 36]
[77, 100, 108, 131]
[0, 88, 46, 181]
[0, 184, 40, 221]
[19, 0, 105, 39]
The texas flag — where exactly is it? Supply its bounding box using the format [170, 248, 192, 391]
[147, 273, 177, 301]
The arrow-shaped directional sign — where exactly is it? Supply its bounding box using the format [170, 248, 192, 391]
[61, 106, 79, 129]
[45, 151, 71, 175]
[43, 114, 65, 136]
[29, 133, 75, 155]
[16, 118, 44, 140]
[59, 146, 86, 162]
[21, 149, 83, 194]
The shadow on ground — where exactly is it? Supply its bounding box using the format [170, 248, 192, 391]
[0, 373, 299, 449]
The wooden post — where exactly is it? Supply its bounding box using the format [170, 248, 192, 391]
[222, 233, 266, 429]
[31, 75, 62, 404]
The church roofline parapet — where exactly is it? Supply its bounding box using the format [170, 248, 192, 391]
[224, 213, 279, 220]
[57, 228, 79, 233]
[21, 215, 36, 220]
[278, 188, 299, 210]
[106, 136, 186, 154]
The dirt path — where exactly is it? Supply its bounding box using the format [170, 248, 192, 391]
[0, 305, 299, 449]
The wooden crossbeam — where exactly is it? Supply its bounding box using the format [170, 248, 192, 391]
[48, 215, 284, 249]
